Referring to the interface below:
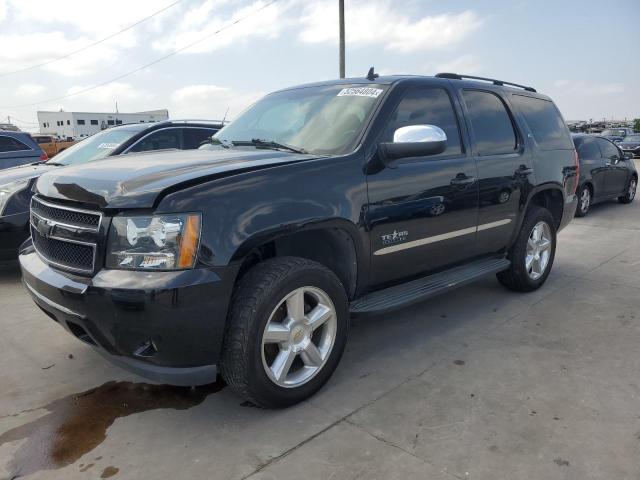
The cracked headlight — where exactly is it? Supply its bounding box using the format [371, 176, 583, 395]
[0, 179, 29, 216]
[106, 213, 201, 270]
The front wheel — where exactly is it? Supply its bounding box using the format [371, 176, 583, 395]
[221, 257, 349, 408]
[497, 206, 557, 292]
[619, 177, 637, 204]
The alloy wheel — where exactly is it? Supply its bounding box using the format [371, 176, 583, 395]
[629, 179, 637, 200]
[580, 187, 590, 213]
[526, 221, 552, 280]
[261, 286, 337, 388]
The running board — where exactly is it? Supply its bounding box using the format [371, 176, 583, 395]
[350, 257, 510, 314]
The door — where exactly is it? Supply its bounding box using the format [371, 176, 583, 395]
[459, 89, 529, 256]
[577, 137, 607, 199]
[0, 135, 38, 170]
[597, 138, 629, 196]
[365, 86, 479, 287]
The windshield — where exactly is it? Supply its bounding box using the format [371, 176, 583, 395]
[213, 84, 387, 155]
[601, 129, 626, 137]
[47, 128, 138, 166]
[623, 135, 640, 142]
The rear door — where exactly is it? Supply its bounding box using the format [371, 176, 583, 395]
[457, 88, 528, 256]
[126, 127, 183, 153]
[0, 134, 38, 170]
[597, 138, 629, 196]
[576, 137, 607, 199]
[366, 84, 479, 287]
[182, 127, 218, 149]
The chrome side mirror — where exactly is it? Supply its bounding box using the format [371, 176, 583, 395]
[378, 125, 448, 164]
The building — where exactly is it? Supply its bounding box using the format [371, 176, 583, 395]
[37, 109, 169, 139]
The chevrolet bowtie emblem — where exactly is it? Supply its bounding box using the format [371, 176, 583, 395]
[36, 218, 54, 239]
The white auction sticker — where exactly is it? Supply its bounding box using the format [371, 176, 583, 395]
[337, 87, 383, 98]
[97, 143, 119, 149]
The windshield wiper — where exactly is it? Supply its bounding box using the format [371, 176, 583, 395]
[248, 139, 307, 154]
[45, 162, 65, 166]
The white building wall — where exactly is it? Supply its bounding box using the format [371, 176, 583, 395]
[37, 110, 169, 139]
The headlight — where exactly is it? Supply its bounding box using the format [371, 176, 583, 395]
[106, 213, 201, 270]
[0, 179, 29, 216]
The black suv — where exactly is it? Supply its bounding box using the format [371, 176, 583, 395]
[0, 120, 222, 260]
[20, 73, 578, 407]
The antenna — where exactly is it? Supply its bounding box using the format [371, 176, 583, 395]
[222, 106, 229, 124]
[366, 67, 379, 81]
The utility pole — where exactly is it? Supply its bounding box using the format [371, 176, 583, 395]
[339, 0, 345, 78]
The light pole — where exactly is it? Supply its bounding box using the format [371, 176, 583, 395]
[339, 0, 345, 78]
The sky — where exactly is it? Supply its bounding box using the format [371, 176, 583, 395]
[0, 0, 638, 132]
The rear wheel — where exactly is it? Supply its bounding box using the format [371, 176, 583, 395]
[497, 206, 556, 292]
[619, 177, 637, 204]
[575, 184, 591, 217]
[221, 257, 349, 408]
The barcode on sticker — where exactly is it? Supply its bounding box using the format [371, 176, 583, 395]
[337, 87, 383, 98]
[98, 143, 119, 149]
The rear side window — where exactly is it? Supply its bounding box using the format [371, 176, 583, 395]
[129, 129, 182, 153]
[382, 88, 462, 156]
[512, 95, 573, 150]
[0, 136, 31, 152]
[576, 137, 601, 159]
[462, 90, 517, 156]
[183, 128, 216, 149]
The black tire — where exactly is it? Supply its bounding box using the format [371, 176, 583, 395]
[575, 184, 591, 217]
[618, 176, 637, 204]
[220, 257, 349, 408]
[497, 206, 557, 292]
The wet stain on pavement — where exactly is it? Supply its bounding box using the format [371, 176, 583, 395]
[0, 380, 225, 478]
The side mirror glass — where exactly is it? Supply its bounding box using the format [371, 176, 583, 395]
[624, 151, 633, 160]
[378, 125, 447, 163]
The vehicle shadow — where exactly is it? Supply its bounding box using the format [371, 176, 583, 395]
[0, 260, 21, 284]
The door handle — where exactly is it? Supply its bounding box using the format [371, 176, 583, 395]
[450, 174, 476, 186]
[515, 165, 534, 176]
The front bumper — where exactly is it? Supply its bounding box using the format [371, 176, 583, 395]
[19, 245, 237, 386]
[0, 211, 30, 261]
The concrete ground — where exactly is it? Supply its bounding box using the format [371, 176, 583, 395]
[1, 178, 639, 479]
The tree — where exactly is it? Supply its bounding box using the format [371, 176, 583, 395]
[634, 118, 640, 133]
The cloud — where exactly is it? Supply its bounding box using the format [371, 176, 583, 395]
[0, 0, 6, 23]
[16, 83, 45, 97]
[152, 0, 290, 54]
[552, 80, 624, 96]
[170, 84, 264, 120]
[0, 31, 120, 77]
[46, 82, 155, 113]
[422, 54, 483, 76]
[299, 1, 483, 52]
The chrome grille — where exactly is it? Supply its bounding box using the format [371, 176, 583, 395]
[30, 196, 102, 274]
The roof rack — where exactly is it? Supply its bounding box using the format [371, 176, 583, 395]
[158, 119, 229, 125]
[435, 73, 537, 92]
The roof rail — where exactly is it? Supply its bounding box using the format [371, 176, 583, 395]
[435, 73, 537, 92]
[157, 119, 229, 125]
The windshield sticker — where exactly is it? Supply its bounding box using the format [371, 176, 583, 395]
[337, 87, 383, 98]
[97, 143, 119, 149]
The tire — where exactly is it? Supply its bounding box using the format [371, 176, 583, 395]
[497, 206, 557, 292]
[220, 257, 349, 408]
[575, 184, 591, 217]
[618, 176, 637, 204]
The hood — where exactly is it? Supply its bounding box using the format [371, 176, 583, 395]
[35, 148, 320, 209]
[619, 141, 640, 148]
[0, 162, 58, 185]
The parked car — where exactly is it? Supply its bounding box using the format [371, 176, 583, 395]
[600, 127, 634, 143]
[20, 72, 578, 407]
[0, 131, 47, 171]
[32, 135, 76, 158]
[618, 133, 640, 158]
[0, 120, 222, 260]
[573, 134, 637, 216]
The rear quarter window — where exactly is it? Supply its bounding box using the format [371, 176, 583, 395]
[511, 95, 573, 150]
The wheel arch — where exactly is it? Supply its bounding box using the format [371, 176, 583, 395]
[524, 185, 565, 230]
[229, 219, 366, 300]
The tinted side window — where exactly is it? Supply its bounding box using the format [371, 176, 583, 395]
[576, 137, 601, 159]
[0, 136, 30, 152]
[511, 95, 572, 150]
[129, 129, 182, 153]
[382, 88, 462, 156]
[183, 128, 216, 149]
[462, 90, 517, 156]
[597, 138, 620, 160]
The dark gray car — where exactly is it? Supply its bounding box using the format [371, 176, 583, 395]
[0, 131, 47, 170]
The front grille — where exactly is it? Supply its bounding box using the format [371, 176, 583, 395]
[30, 196, 102, 274]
